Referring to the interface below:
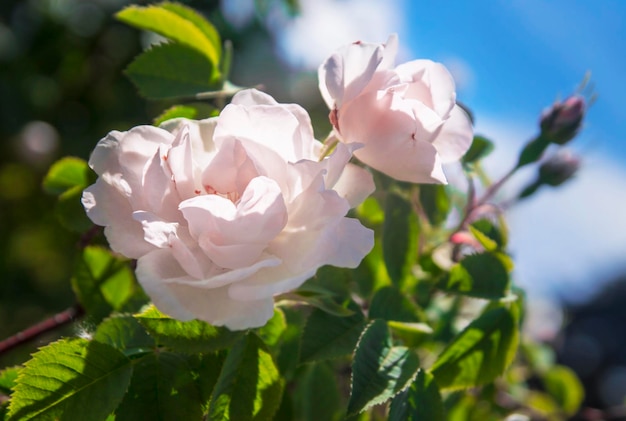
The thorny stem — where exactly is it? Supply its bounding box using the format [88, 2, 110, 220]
[0, 304, 84, 356]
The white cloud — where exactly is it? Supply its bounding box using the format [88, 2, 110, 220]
[267, 0, 409, 70]
[475, 115, 626, 302]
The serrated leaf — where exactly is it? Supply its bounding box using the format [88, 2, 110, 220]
[135, 304, 243, 353]
[437, 252, 510, 299]
[43, 157, 94, 195]
[369, 286, 422, 323]
[7, 338, 132, 421]
[462, 136, 494, 165]
[382, 193, 418, 285]
[0, 367, 19, 395]
[72, 246, 137, 323]
[93, 315, 154, 355]
[430, 306, 518, 390]
[116, 3, 221, 69]
[389, 369, 445, 421]
[115, 352, 203, 421]
[153, 104, 198, 126]
[543, 365, 584, 415]
[125, 43, 220, 99]
[299, 300, 366, 364]
[209, 333, 284, 421]
[419, 184, 451, 227]
[186, 351, 226, 413]
[348, 320, 420, 415]
[293, 363, 342, 421]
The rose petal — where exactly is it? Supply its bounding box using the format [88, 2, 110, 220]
[395, 59, 456, 118]
[431, 105, 474, 163]
[136, 249, 276, 329]
[340, 89, 447, 183]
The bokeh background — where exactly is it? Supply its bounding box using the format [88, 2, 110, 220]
[1, 0, 625, 417]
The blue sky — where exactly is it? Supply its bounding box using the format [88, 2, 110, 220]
[404, 0, 626, 162]
[256, 0, 626, 302]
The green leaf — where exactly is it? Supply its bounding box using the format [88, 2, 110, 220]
[437, 252, 511, 299]
[357, 196, 385, 225]
[187, 352, 227, 414]
[294, 362, 342, 421]
[115, 352, 203, 421]
[209, 333, 284, 421]
[116, 3, 221, 70]
[462, 136, 494, 165]
[153, 104, 198, 126]
[382, 193, 418, 285]
[348, 320, 420, 415]
[72, 246, 137, 322]
[369, 286, 422, 323]
[0, 367, 20, 395]
[7, 338, 132, 421]
[469, 219, 507, 251]
[389, 370, 445, 421]
[93, 315, 155, 356]
[55, 184, 93, 232]
[257, 308, 287, 347]
[299, 300, 366, 364]
[42, 157, 94, 195]
[543, 365, 584, 415]
[430, 306, 518, 390]
[135, 304, 243, 353]
[516, 135, 551, 168]
[125, 43, 220, 99]
[419, 184, 451, 227]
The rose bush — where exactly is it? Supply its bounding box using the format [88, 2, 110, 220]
[319, 34, 473, 183]
[81, 89, 375, 330]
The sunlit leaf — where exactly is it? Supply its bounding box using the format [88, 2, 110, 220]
[389, 370, 445, 421]
[93, 314, 154, 356]
[299, 300, 366, 364]
[348, 320, 420, 415]
[7, 338, 132, 421]
[72, 246, 137, 323]
[42, 157, 94, 195]
[135, 304, 243, 353]
[125, 43, 220, 99]
[153, 104, 198, 126]
[257, 308, 287, 347]
[469, 219, 507, 251]
[116, 3, 221, 70]
[209, 333, 284, 421]
[543, 365, 584, 415]
[430, 306, 518, 390]
[0, 367, 20, 395]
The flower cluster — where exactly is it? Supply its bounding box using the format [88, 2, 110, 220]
[82, 36, 472, 330]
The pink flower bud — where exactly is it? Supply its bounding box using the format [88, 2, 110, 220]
[539, 95, 586, 145]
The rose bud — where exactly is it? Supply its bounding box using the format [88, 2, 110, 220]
[538, 150, 581, 186]
[539, 95, 585, 145]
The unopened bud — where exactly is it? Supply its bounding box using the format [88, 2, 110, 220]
[538, 151, 581, 187]
[539, 95, 585, 145]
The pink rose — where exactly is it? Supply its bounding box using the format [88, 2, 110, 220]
[82, 89, 374, 330]
[319, 34, 473, 183]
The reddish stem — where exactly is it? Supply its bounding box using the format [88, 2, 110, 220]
[0, 304, 84, 355]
